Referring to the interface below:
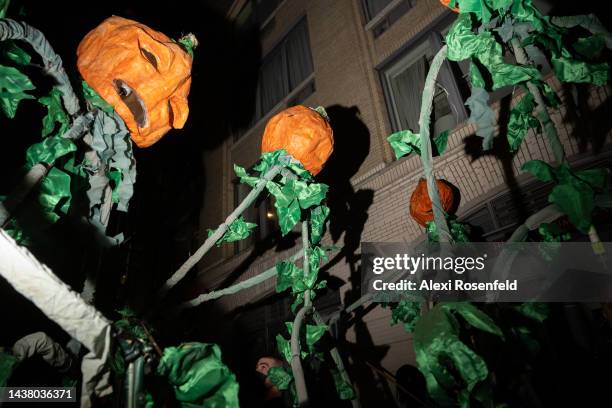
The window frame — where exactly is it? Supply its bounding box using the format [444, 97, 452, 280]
[379, 24, 468, 135]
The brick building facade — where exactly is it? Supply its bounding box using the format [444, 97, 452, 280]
[195, 0, 612, 378]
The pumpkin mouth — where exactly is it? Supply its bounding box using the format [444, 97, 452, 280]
[113, 79, 148, 128]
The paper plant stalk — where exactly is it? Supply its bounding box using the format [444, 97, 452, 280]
[159, 164, 283, 297]
[417, 45, 452, 243]
[0, 19, 80, 115]
[290, 221, 313, 406]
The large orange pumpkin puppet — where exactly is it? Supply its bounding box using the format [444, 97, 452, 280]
[77, 16, 194, 147]
[261, 105, 334, 175]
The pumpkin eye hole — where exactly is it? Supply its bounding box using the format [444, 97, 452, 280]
[140, 47, 158, 69]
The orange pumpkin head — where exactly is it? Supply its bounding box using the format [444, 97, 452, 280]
[261, 106, 334, 176]
[409, 178, 455, 227]
[77, 16, 193, 148]
[440, 0, 460, 12]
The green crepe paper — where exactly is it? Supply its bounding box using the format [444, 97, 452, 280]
[446, 13, 541, 89]
[537, 81, 560, 108]
[157, 343, 239, 408]
[233, 164, 259, 187]
[507, 92, 540, 151]
[551, 56, 609, 86]
[0, 0, 9, 18]
[37, 167, 72, 222]
[522, 161, 610, 233]
[310, 205, 330, 245]
[573, 35, 605, 60]
[426, 219, 471, 243]
[331, 369, 355, 400]
[40, 87, 69, 138]
[0, 352, 18, 387]
[465, 87, 496, 150]
[207, 216, 257, 246]
[387, 129, 450, 160]
[0, 64, 35, 118]
[275, 261, 303, 293]
[267, 179, 327, 236]
[276, 334, 292, 363]
[2, 41, 31, 65]
[305, 324, 327, 352]
[268, 366, 293, 390]
[391, 301, 421, 333]
[108, 168, 122, 204]
[413, 303, 503, 405]
[82, 81, 114, 113]
[25, 135, 76, 167]
[513, 303, 549, 322]
[538, 222, 571, 242]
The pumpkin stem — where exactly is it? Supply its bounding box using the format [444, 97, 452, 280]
[178, 33, 198, 57]
[313, 106, 329, 121]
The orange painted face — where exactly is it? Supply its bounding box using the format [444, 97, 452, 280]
[77, 16, 193, 148]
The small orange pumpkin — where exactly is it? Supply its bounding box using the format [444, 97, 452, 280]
[77, 16, 193, 148]
[440, 0, 460, 12]
[261, 105, 333, 176]
[410, 178, 455, 227]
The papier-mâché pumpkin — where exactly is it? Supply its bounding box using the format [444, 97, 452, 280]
[410, 178, 455, 227]
[77, 16, 193, 148]
[440, 0, 460, 12]
[261, 105, 333, 176]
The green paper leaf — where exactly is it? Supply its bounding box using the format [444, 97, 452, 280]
[39, 87, 70, 138]
[25, 135, 76, 167]
[507, 92, 540, 151]
[37, 167, 72, 223]
[538, 222, 571, 242]
[0, 351, 19, 387]
[291, 292, 304, 313]
[573, 35, 605, 60]
[0, 0, 9, 18]
[2, 41, 31, 65]
[513, 303, 549, 322]
[0, 64, 35, 118]
[575, 167, 610, 190]
[443, 302, 504, 338]
[551, 56, 609, 86]
[426, 219, 470, 243]
[391, 301, 421, 333]
[522, 160, 555, 182]
[331, 369, 355, 400]
[233, 164, 259, 187]
[434, 130, 450, 155]
[465, 87, 496, 150]
[294, 180, 328, 209]
[277, 199, 301, 236]
[305, 324, 327, 351]
[310, 205, 330, 244]
[275, 261, 303, 293]
[207, 216, 257, 245]
[549, 177, 595, 233]
[387, 129, 421, 159]
[268, 366, 293, 391]
[276, 334, 292, 363]
[82, 80, 114, 113]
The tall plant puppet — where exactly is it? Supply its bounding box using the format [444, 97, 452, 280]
[385, 0, 612, 406]
[0, 6, 241, 408]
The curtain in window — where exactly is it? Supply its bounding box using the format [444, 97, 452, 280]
[259, 48, 288, 115]
[286, 20, 314, 91]
[390, 56, 425, 132]
[364, 0, 393, 20]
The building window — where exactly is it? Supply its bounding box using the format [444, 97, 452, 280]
[233, 17, 315, 141]
[233, 180, 279, 254]
[362, 0, 414, 38]
[380, 27, 468, 137]
[235, 0, 286, 30]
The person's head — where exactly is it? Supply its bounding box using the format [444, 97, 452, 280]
[256, 356, 284, 400]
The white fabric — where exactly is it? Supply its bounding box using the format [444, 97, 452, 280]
[12, 332, 71, 372]
[0, 230, 112, 404]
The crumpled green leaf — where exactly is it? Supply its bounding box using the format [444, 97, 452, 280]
[507, 92, 540, 151]
[40, 87, 70, 138]
[0, 351, 19, 387]
[277, 199, 301, 236]
[157, 342, 239, 408]
[413, 302, 502, 405]
[25, 135, 76, 167]
[233, 164, 259, 187]
[446, 13, 541, 89]
[0, 64, 35, 118]
[0, 0, 10, 18]
[37, 167, 72, 223]
[275, 261, 303, 293]
[82, 80, 114, 113]
[465, 87, 496, 150]
[573, 35, 605, 60]
[391, 301, 421, 333]
[305, 324, 327, 352]
[276, 334, 292, 363]
[551, 56, 609, 86]
[2, 41, 31, 65]
[331, 369, 355, 400]
[538, 222, 571, 242]
[387, 129, 451, 159]
[310, 205, 329, 245]
[513, 302, 549, 322]
[208, 216, 257, 246]
[293, 180, 328, 209]
[268, 366, 293, 390]
[521, 160, 555, 182]
[426, 219, 471, 243]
